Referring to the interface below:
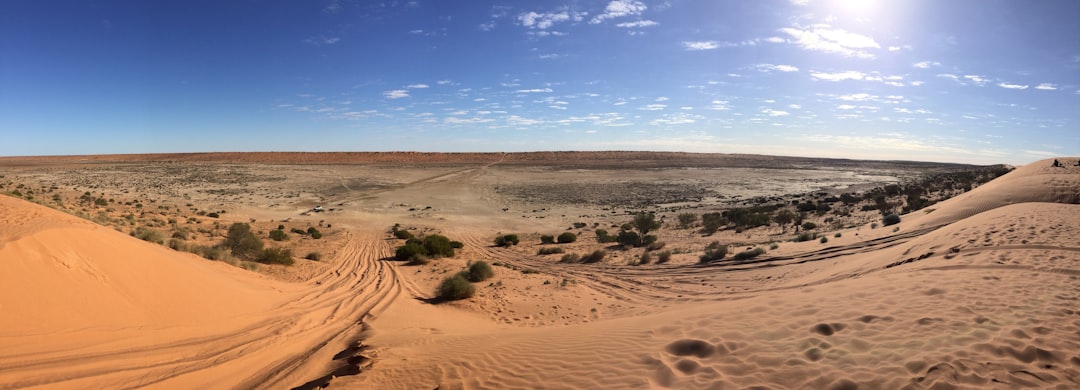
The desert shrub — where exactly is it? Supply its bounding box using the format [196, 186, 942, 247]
[582, 250, 607, 263]
[305, 252, 322, 261]
[538, 247, 565, 255]
[406, 254, 431, 265]
[732, 247, 765, 261]
[595, 229, 616, 243]
[646, 241, 666, 251]
[395, 241, 427, 260]
[701, 212, 725, 234]
[801, 222, 817, 230]
[306, 227, 323, 239]
[277, 224, 285, 230]
[639, 251, 652, 265]
[642, 234, 658, 247]
[794, 232, 814, 242]
[167, 238, 186, 251]
[257, 247, 294, 265]
[94, 198, 108, 207]
[573, 222, 588, 229]
[241, 261, 259, 271]
[207, 212, 219, 218]
[450, 240, 464, 249]
[677, 212, 697, 228]
[656, 251, 672, 264]
[617, 230, 641, 247]
[467, 261, 495, 282]
[423, 234, 455, 258]
[769, 243, 779, 250]
[540, 235, 555, 244]
[556, 232, 577, 244]
[133, 227, 165, 245]
[171, 230, 188, 240]
[882, 214, 901, 226]
[393, 230, 414, 240]
[494, 234, 519, 247]
[834, 232, 842, 238]
[290, 227, 308, 235]
[200, 246, 233, 262]
[630, 213, 661, 236]
[225, 223, 263, 259]
[699, 242, 728, 263]
[820, 237, 829, 244]
[269, 229, 288, 241]
[560, 253, 581, 263]
[436, 274, 475, 301]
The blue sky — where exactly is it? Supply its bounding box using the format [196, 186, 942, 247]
[1, 0, 1078, 164]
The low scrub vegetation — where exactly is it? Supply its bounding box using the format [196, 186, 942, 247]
[882, 213, 901, 226]
[538, 247, 565, 255]
[466, 261, 494, 282]
[257, 247, 294, 265]
[556, 232, 577, 243]
[436, 274, 475, 301]
[269, 229, 288, 241]
[699, 241, 728, 263]
[540, 235, 555, 244]
[494, 234, 520, 247]
[731, 247, 766, 261]
[305, 252, 322, 261]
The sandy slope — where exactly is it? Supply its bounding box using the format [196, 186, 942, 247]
[1, 157, 1077, 389]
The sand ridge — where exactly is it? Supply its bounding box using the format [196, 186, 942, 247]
[0, 155, 1077, 389]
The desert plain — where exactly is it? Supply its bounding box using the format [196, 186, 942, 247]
[0, 151, 1078, 389]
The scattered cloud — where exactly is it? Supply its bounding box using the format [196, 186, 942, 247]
[998, 82, 1029, 90]
[963, 75, 989, 86]
[756, 64, 799, 72]
[709, 100, 731, 110]
[303, 36, 341, 46]
[383, 90, 409, 99]
[591, 0, 647, 24]
[683, 41, 719, 50]
[436, 80, 453, 85]
[406, 83, 430, 89]
[615, 20, 658, 28]
[762, 108, 790, 116]
[518, 10, 585, 30]
[639, 104, 667, 111]
[810, 71, 866, 81]
[514, 88, 554, 93]
[837, 93, 876, 101]
[1034, 83, 1058, 91]
[651, 113, 701, 125]
[323, 0, 342, 14]
[778, 24, 879, 59]
[837, 104, 856, 110]
[913, 60, 940, 69]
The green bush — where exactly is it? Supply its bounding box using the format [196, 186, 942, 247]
[225, 223, 264, 259]
[133, 227, 165, 245]
[305, 252, 322, 261]
[207, 212, 219, 218]
[582, 250, 607, 263]
[882, 214, 901, 226]
[167, 238, 186, 251]
[656, 251, 672, 264]
[801, 222, 817, 230]
[556, 232, 577, 244]
[731, 247, 765, 261]
[630, 212, 661, 235]
[540, 235, 555, 244]
[467, 261, 495, 282]
[794, 232, 814, 242]
[393, 230, 414, 240]
[820, 237, 829, 244]
[422, 234, 455, 258]
[617, 230, 641, 247]
[171, 230, 189, 240]
[269, 229, 288, 241]
[595, 229, 616, 243]
[677, 212, 697, 228]
[699, 242, 728, 263]
[257, 247, 294, 265]
[701, 212, 726, 234]
[290, 227, 308, 235]
[436, 274, 475, 301]
[494, 234, 519, 247]
[538, 247, 565, 255]
[395, 242, 427, 260]
[406, 254, 431, 265]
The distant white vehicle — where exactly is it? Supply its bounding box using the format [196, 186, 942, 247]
[313, 206, 324, 212]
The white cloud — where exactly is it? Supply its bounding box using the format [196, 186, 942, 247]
[912, 61, 940, 69]
[963, 75, 989, 86]
[779, 24, 879, 59]
[591, 0, 647, 24]
[683, 41, 719, 50]
[763, 36, 787, 44]
[788, 104, 801, 109]
[406, 83, 430, 89]
[910, 81, 925, 86]
[709, 100, 730, 110]
[615, 20, 657, 28]
[651, 113, 700, 125]
[837, 104, 856, 110]
[1034, 83, 1058, 91]
[762, 108, 790, 116]
[837, 93, 876, 101]
[514, 88, 554, 93]
[639, 104, 667, 111]
[810, 71, 866, 81]
[323, 0, 342, 14]
[655, 96, 669, 101]
[756, 64, 800, 72]
[998, 82, 1029, 90]
[436, 80, 453, 85]
[518, 10, 585, 30]
[303, 36, 341, 46]
[383, 90, 409, 99]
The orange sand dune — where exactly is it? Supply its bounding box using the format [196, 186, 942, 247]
[1, 156, 1077, 389]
